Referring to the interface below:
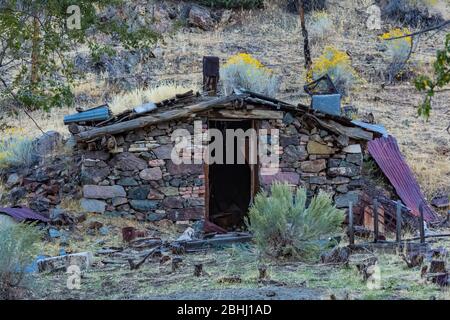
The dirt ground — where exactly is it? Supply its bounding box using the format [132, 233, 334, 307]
[29, 221, 450, 300]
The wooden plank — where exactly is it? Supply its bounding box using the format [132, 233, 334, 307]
[348, 202, 354, 245]
[310, 115, 373, 141]
[396, 200, 402, 243]
[214, 109, 284, 120]
[76, 95, 243, 141]
[373, 199, 379, 243]
[419, 203, 425, 244]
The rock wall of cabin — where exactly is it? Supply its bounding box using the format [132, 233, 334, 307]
[77, 112, 365, 223]
[258, 115, 364, 208]
[78, 118, 207, 222]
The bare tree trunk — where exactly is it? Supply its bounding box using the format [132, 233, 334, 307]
[298, 0, 312, 71]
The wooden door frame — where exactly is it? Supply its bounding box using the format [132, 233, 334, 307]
[203, 119, 259, 222]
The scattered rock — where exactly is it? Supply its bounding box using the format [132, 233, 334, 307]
[6, 173, 21, 188]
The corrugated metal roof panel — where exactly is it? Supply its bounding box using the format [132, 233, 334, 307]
[0, 207, 50, 222]
[368, 136, 439, 222]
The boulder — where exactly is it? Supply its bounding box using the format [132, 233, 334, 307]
[6, 173, 21, 188]
[33, 131, 63, 162]
[139, 167, 163, 181]
[188, 5, 214, 31]
[83, 185, 126, 199]
[81, 198, 106, 213]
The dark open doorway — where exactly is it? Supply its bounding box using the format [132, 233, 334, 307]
[208, 120, 255, 230]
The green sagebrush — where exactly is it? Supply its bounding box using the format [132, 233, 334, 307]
[0, 222, 42, 299]
[246, 183, 344, 260]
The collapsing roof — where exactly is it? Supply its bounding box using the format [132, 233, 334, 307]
[72, 90, 378, 142]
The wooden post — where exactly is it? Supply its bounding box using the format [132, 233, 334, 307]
[396, 200, 402, 243]
[298, 0, 312, 71]
[419, 202, 425, 244]
[203, 56, 220, 95]
[348, 202, 354, 245]
[373, 199, 379, 243]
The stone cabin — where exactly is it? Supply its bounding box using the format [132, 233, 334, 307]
[70, 90, 385, 231]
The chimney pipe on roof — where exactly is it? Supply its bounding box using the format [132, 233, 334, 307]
[203, 56, 220, 96]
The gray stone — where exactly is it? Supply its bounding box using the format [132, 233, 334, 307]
[160, 187, 179, 197]
[81, 198, 106, 213]
[112, 152, 147, 171]
[170, 178, 182, 187]
[336, 135, 349, 147]
[309, 176, 327, 185]
[166, 161, 203, 176]
[130, 200, 159, 211]
[280, 135, 299, 147]
[6, 173, 21, 188]
[117, 177, 139, 186]
[343, 144, 362, 154]
[146, 212, 166, 222]
[336, 185, 349, 193]
[84, 150, 110, 161]
[128, 186, 151, 200]
[83, 185, 126, 199]
[153, 144, 173, 159]
[260, 172, 300, 186]
[167, 207, 204, 221]
[140, 167, 163, 181]
[162, 196, 184, 209]
[282, 112, 295, 125]
[346, 153, 363, 165]
[188, 5, 214, 30]
[300, 159, 326, 173]
[282, 145, 308, 162]
[307, 141, 334, 155]
[331, 177, 351, 185]
[334, 191, 360, 208]
[185, 198, 205, 207]
[112, 197, 128, 207]
[80, 166, 110, 185]
[33, 131, 63, 161]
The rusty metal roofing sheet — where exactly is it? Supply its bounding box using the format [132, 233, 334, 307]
[368, 136, 439, 222]
[0, 207, 50, 223]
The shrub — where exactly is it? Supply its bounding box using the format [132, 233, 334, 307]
[221, 53, 280, 96]
[195, 0, 264, 9]
[309, 46, 358, 96]
[380, 0, 443, 27]
[380, 28, 413, 82]
[308, 11, 334, 44]
[109, 82, 197, 115]
[0, 128, 34, 170]
[246, 183, 345, 260]
[0, 223, 42, 299]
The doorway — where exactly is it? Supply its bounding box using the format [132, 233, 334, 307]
[207, 119, 257, 230]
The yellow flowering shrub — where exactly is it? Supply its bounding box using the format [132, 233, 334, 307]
[221, 53, 279, 96]
[308, 46, 358, 95]
[0, 128, 34, 169]
[380, 28, 413, 82]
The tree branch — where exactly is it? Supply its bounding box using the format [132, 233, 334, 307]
[385, 20, 450, 40]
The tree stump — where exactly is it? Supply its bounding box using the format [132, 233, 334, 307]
[171, 257, 182, 272]
[258, 265, 268, 280]
[194, 264, 203, 277]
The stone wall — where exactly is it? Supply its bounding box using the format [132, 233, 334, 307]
[78, 119, 206, 222]
[258, 115, 364, 209]
[77, 111, 366, 222]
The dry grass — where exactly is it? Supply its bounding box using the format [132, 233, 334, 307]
[109, 83, 198, 115]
